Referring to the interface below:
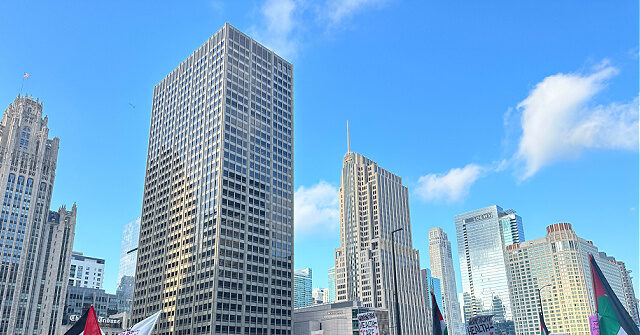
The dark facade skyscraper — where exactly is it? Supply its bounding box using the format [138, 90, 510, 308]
[0, 95, 76, 335]
[131, 24, 294, 335]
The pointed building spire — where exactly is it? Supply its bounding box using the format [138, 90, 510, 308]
[347, 120, 351, 153]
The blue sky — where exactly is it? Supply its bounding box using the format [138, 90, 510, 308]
[0, 0, 637, 296]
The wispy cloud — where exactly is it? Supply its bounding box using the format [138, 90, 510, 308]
[415, 164, 484, 203]
[515, 62, 639, 179]
[294, 181, 339, 234]
[250, 0, 301, 59]
[249, 0, 388, 58]
[323, 0, 385, 24]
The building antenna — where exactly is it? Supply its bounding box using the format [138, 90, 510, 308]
[347, 120, 351, 153]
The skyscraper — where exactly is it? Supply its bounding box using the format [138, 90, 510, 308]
[428, 227, 463, 334]
[131, 24, 294, 335]
[455, 205, 523, 335]
[0, 95, 76, 335]
[327, 267, 336, 303]
[506, 223, 639, 335]
[294, 268, 313, 308]
[335, 151, 428, 335]
[116, 217, 140, 312]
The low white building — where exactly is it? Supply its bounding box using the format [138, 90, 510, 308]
[69, 251, 105, 289]
[294, 301, 389, 335]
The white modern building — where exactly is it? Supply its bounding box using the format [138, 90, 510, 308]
[293, 301, 389, 335]
[312, 288, 329, 304]
[131, 23, 294, 334]
[334, 151, 428, 335]
[455, 206, 524, 335]
[69, 251, 105, 289]
[0, 95, 76, 335]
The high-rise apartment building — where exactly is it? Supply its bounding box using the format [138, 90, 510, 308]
[428, 227, 463, 334]
[455, 206, 523, 335]
[506, 223, 639, 335]
[131, 24, 294, 335]
[294, 268, 313, 308]
[334, 151, 428, 335]
[615, 260, 640, 325]
[69, 251, 105, 289]
[116, 217, 140, 313]
[0, 95, 76, 335]
[327, 267, 336, 303]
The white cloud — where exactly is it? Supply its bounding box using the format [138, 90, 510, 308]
[294, 181, 339, 234]
[515, 63, 639, 179]
[324, 0, 384, 24]
[415, 164, 484, 202]
[250, 0, 387, 58]
[252, 0, 300, 59]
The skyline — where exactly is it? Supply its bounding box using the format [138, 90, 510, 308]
[0, 0, 637, 300]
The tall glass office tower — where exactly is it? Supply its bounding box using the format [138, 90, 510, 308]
[335, 152, 428, 335]
[116, 217, 140, 312]
[327, 267, 336, 303]
[131, 24, 294, 335]
[455, 205, 523, 335]
[294, 268, 312, 308]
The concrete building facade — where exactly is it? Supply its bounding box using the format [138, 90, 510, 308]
[131, 23, 294, 335]
[293, 301, 389, 335]
[334, 152, 428, 335]
[0, 95, 76, 335]
[69, 251, 105, 289]
[506, 223, 639, 335]
[428, 227, 463, 334]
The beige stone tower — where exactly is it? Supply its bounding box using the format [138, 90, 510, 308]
[335, 151, 428, 335]
[0, 95, 75, 335]
[429, 227, 463, 334]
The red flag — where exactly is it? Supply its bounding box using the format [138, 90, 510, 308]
[83, 306, 102, 335]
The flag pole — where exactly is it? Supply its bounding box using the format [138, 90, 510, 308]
[21, 73, 30, 95]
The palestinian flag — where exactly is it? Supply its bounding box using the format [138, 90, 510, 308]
[590, 254, 639, 335]
[432, 291, 448, 335]
[539, 311, 550, 335]
[63, 305, 102, 335]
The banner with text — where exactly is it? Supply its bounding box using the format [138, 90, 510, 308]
[357, 311, 379, 335]
[466, 315, 495, 335]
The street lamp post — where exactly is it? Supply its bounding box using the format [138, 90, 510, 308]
[391, 228, 403, 335]
[537, 284, 553, 321]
